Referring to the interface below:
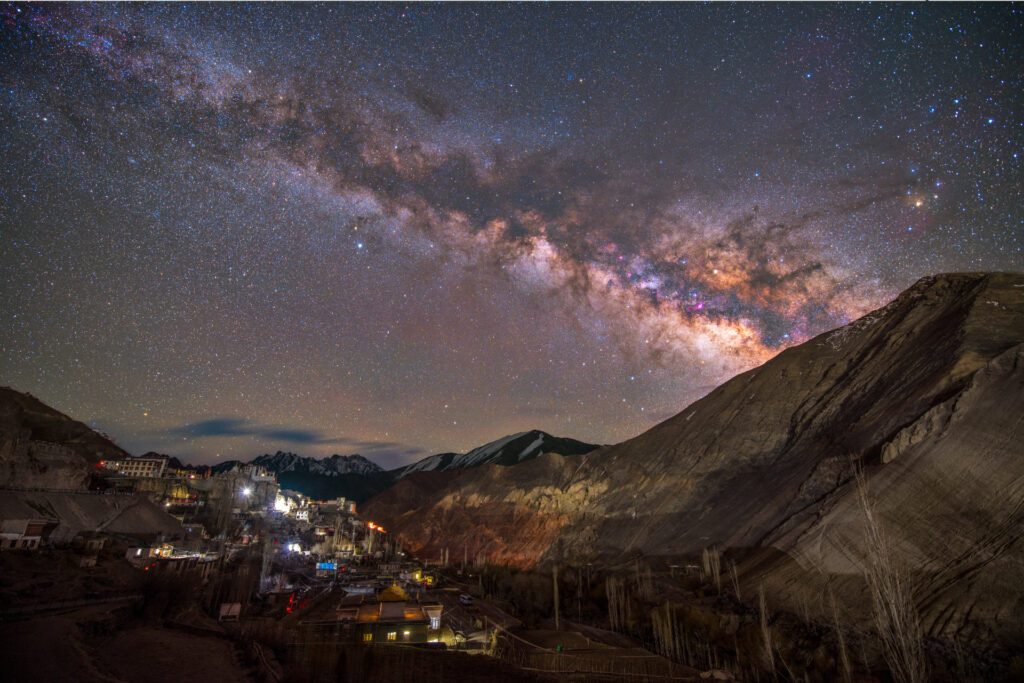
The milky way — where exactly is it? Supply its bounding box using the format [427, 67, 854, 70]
[1, 3, 1021, 466]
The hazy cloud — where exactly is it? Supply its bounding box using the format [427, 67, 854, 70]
[166, 418, 427, 461]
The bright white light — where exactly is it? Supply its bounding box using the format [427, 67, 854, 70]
[241, 487, 252, 497]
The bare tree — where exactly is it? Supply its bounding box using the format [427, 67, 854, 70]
[729, 559, 742, 600]
[552, 563, 560, 631]
[605, 576, 629, 632]
[855, 468, 928, 683]
[758, 582, 775, 675]
[702, 547, 722, 593]
[829, 589, 854, 683]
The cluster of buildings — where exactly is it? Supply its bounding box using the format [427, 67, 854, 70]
[0, 454, 283, 563]
[124, 542, 220, 578]
[1, 450, 459, 648]
[96, 456, 282, 523]
[0, 487, 187, 569]
[260, 493, 368, 592]
[247, 484, 455, 643]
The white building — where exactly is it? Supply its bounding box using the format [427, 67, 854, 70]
[0, 496, 55, 550]
[102, 455, 168, 478]
[0, 518, 50, 550]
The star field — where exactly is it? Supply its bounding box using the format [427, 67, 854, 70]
[1, 3, 1021, 467]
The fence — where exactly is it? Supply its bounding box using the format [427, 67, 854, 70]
[490, 624, 699, 681]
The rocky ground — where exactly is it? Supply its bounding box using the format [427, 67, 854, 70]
[0, 604, 251, 683]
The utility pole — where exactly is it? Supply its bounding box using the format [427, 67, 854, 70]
[553, 563, 560, 631]
[577, 566, 582, 622]
[260, 537, 273, 593]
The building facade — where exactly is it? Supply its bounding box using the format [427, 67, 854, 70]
[314, 585, 444, 644]
[102, 456, 168, 478]
[0, 518, 50, 550]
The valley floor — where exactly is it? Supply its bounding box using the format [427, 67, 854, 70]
[0, 605, 249, 683]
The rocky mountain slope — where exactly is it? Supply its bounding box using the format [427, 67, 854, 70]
[392, 430, 599, 478]
[364, 272, 1024, 649]
[0, 387, 130, 489]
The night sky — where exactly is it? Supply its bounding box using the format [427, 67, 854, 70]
[1, 3, 1021, 468]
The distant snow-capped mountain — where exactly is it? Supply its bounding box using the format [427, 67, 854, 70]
[393, 430, 600, 479]
[209, 451, 388, 502]
[250, 451, 384, 476]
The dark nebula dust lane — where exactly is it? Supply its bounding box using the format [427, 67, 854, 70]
[1, 3, 1020, 466]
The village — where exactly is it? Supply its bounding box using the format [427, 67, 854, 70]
[0, 450, 587, 681]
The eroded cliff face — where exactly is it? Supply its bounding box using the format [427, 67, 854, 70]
[364, 272, 1024, 646]
[0, 439, 92, 490]
[366, 452, 606, 566]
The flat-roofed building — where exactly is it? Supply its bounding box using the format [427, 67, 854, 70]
[308, 584, 444, 644]
[0, 518, 51, 550]
[102, 455, 168, 478]
[0, 495, 57, 550]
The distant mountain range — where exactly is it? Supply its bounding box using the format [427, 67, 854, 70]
[207, 430, 600, 502]
[208, 451, 390, 501]
[0, 380, 600, 502]
[211, 451, 384, 477]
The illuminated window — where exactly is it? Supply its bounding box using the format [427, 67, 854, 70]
[430, 617, 440, 630]
[362, 632, 372, 642]
[386, 631, 397, 641]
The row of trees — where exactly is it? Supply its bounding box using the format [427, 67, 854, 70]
[467, 467, 939, 682]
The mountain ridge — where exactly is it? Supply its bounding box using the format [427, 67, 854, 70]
[210, 451, 385, 477]
[203, 430, 600, 502]
[0, 381, 600, 503]
[391, 430, 600, 478]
